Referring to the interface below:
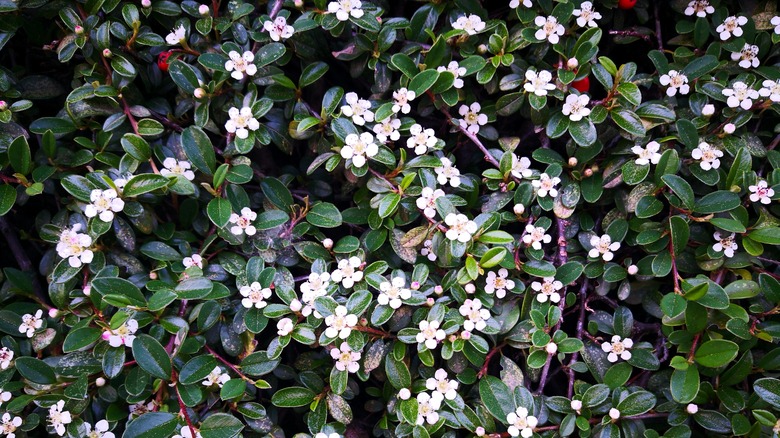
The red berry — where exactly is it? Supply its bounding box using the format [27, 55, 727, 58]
[571, 76, 590, 93]
[618, 0, 637, 9]
[157, 51, 173, 72]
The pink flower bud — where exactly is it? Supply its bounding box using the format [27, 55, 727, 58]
[627, 264, 639, 275]
[465, 283, 476, 294]
[567, 58, 579, 69]
[398, 388, 411, 400]
[95, 377, 106, 387]
[461, 331, 472, 340]
[434, 285, 443, 295]
[74, 25, 84, 35]
[411, 281, 420, 290]
[83, 285, 91, 296]
[0, 101, 7, 111]
[103, 48, 112, 58]
[198, 4, 210, 15]
[426, 297, 435, 306]
[322, 238, 333, 249]
[102, 331, 111, 341]
[702, 104, 715, 116]
[194, 88, 206, 99]
[724, 123, 736, 134]
[48, 308, 60, 318]
[141, 0, 152, 7]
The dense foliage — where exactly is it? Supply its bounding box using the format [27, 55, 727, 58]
[2, 0, 780, 437]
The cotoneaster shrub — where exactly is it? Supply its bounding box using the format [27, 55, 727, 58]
[2, 0, 780, 437]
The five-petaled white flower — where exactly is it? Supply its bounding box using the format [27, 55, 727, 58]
[300, 272, 331, 317]
[437, 61, 467, 89]
[434, 157, 462, 187]
[327, 0, 363, 21]
[224, 51, 257, 80]
[716, 16, 748, 40]
[416, 187, 445, 219]
[331, 256, 364, 288]
[407, 124, 438, 155]
[589, 234, 620, 261]
[392, 88, 416, 114]
[534, 16, 565, 44]
[713, 231, 738, 258]
[277, 317, 294, 336]
[532, 277, 563, 304]
[225, 106, 260, 139]
[759, 79, 780, 103]
[452, 14, 485, 35]
[341, 92, 374, 126]
[341, 132, 378, 168]
[523, 70, 556, 97]
[378, 276, 412, 309]
[331, 342, 361, 373]
[458, 102, 488, 134]
[659, 70, 690, 97]
[684, 0, 714, 17]
[161, 158, 196, 181]
[731, 44, 760, 69]
[511, 155, 534, 179]
[510, 0, 532, 8]
[85, 189, 124, 222]
[165, 25, 186, 45]
[532, 173, 560, 198]
[0, 413, 22, 438]
[421, 239, 437, 261]
[562, 94, 591, 121]
[18, 310, 42, 338]
[426, 369, 459, 400]
[632, 141, 662, 166]
[691, 142, 723, 171]
[240, 282, 272, 309]
[459, 299, 490, 333]
[229, 207, 258, 236]
[416, 392, 444, 425]
[573, 2, 601, 28]
[48, 400, 72, 436]
[749, 180, 775, 204]
[128, 401, 156, 420]
[56, 224, 94, 268]
[444, 213, 478, 243]
[484, 268, 515, 298]
[373, 117, 401, 143]
[202, 366, 230, 388]
[183, 254, 203, 269]
[172, 426, 202, 438]
[417, 320, 445, 350]
[263, 16, 294, 41]
[507, 407, 538, 438]
[324, 305, 358, 339]
[723, 81, 758, 110]
[601, 335, 633, 362]
[103, 319, 138, 347]
[773, 16, 780, 34]
[0, 348, 13, 370]
[523, 224, 551, 250]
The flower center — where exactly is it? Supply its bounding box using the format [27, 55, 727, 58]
[543, 20, 557, 33]
[612, 342, 625, 354]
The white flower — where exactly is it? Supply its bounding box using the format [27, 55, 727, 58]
[416, 320, 445, 350]
[570, 400, 583, 413]
[513, 204, 525, 215]
[437, 61, 467, 89]
[0, 391, 10, 408]
[632, 141, 662, 166]
[601, 335, 633, 362]
[407, 124, 438, 155]
[532, 173, 560, 198]
[545, 342, 558, 354]
[759, 79, 780, 103]
[416, 187, 445, 219]
[277, 318, 294, 336]
[573, 2, 601, 28]
[48, 400, 72, 436]
[532, 277, 563, 304]
[300, 272, 331, 317]
[161, 157, 196, 181]
[458, 102, 488, 134]
[421, 239, 437, 261]
[523, 70, 556, 97]
[0, 348, 13, 370]
[392, 88, 416, 114]
[459, 299, 490, 333]
[398, 388, 411, 400]
[165, 25, 186, 45]
[510, 0, 532, 8]
[85, 189, 124, 222]
[561, 94, 591, 121]
[341, 92, 374, 126]
[373, 117, 401, 143]
[484, 268, 515, 299]
[713, 231, 738, 258]
[452, 14, 485, 35]
[434, 157, 462, 187]
[691, 142, 723, 171]
[0, 413, 22, 438]
[416, 392, 443, 425]
[686, 403, 699, 415]
[183, 254, 203, 269]
[324, 305, 358, 339]
[172, 426, 202, 438]
[749, 180, 775, 204]
[444, 213, 478, 243]
[341, 132, 378, 168]
[684, 0, 714, 17]
[589, 234, 620, 261]
[534, 16, 565, 44]
[225, 106, 260, 139]
[609, 408, 621, 420]
[506, 407, 538, 438]
[128, 401, 155, 420]
[702, 104, 715, 116]
[426, 369, 458, 400]
[229, 207, 258, 236]
[331, 342, 361, 373]
[103, 319, 138, 347]
[263, 16, 294, 41]
[523, 224, 551, 250]
[224, 51, 257, 80]
[56, 224, 94, 268]
[773, 16, 780, 34]
[202, 366, 230, 388]
[378, 276, 412, 309]
[313, 434, 340, 438]
[331, 256, 364, 288]
[716, 15, 747, 40]
[511, 155, 534, 179]
[18, 310, 43, 338]
[659, 70, 690, 97]
[239, 282, 272, 309]
[327, 0, 363, 21]
[730, 44, 760, 69]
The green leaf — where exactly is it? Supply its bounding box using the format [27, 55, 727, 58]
[30, 117, 76, 135]
[611, 109, 646, 137]
[0, 185, 16, 216]
[219, 379, 245, 401]
[390, 53, 419, 78]
[207, 198, 232, 228]
[92, 277, 147, 307]
[616, 391, 656, 416]
[479, 376, 515, 422]
[694, 339, 739, 368]
[175, 277, 214, 299]
[15, 357, 57, 384]
[568, 119, 597, 146]
[8, 136, 31, 175]
[408, 70, 439, 96]
[621, 161, 649, 185]
[63, 327, 102, 352]
[669, 216, 689, 255]
[671, 365, 699, 403]
[682, 54, 719, 80]
[255, 43, 286, 68]
[121, 134, 152, 162]
[522, 260, 556, 277]
[662, 175, 695, 210]
[124, 413, 178, 438]
[182, 126, 217, 175]
[385, 356, 411, 389]
[755, 378, 780, 409]
[675, 119, 698, 148]
[749, 228, 780, 245]
[307, 202, 342, 228]
[378, 193, 401, 218]
[179, 355, 218, 385]
[479, 230, 514, 245]
[131, 334, 172, 380]
[693, 191, 740, 214]
[261, 177, 294, 213]
[271, 386, 316, 407]
[123, 174, 170, 197]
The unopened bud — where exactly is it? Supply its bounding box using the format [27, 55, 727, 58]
[194, 88, 206, 99]
[465, 283, 475, 294]
[609, 408, 620, 420]
[102, 48, 112, 58]
[434, 285, 443, 295]
[570, 400, 583, 412]
[359, 317, 368, 326]
[48, 308, 60, 318]
[322, 238, 333, 249]
[149, 271, 158, 280]
[141, 0, 152, 7]
[294, 0, 304, 8]
[289, 299, 302, 312]
[475, 427, 486, 437]
[627, 264, 638, 275]
[702, 104, 715, 116]
[584, 168, 594, 177]
[399, 388, 411, 400]
[198, 4, 210, 15]
[0, 101, 6, 111]
[95, 377, 107, 387]
[545, 342, 558, 354]
[567, 58, 579, 70]
[74, 25, 84, 35]
[724, 123, 736, 134]
[101, 331, 111, 341]
[568, 157, 578, 167]
[461, 330, 472, 340]
[513, 204, 525, 215]
[83, 285, 91, 296]
[448, 334, 458, 342]
[686, 403, 698, 415]
[426, 297, 435, 306]
[411, 281, 420, 290]
[477, 44, 488, 54]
